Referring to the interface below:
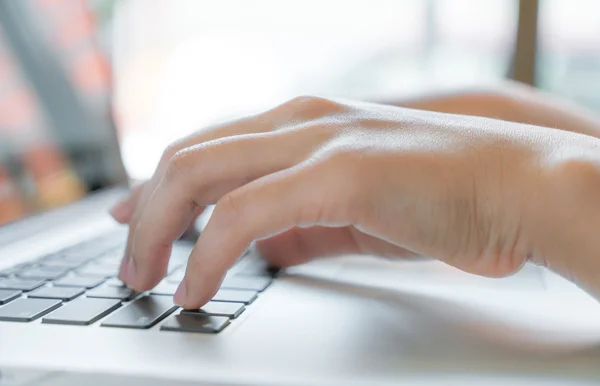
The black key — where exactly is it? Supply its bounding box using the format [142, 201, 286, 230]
[90, 262, 121, 270]
[56, 253, 97, 263]
[181, 301, 245, 319]
[76, 265, 117, 278]
[235, 257, 279, 277]
[18, 267, 68, 280]
[212, 289, 257, 305]
[60, 244, 105, 259]
[28, 286, 84, 301]
[167, 261, 183, 275]
[161, 314, 230, 333]
[0, 267, 19, 277]
[0, 289, 22, 305]
[165, 271, 185, 284]
[40, 260, 84, 270]
[221, 277, 271, 292]
[0, 263, 31, 276]
[101, 296, 178, 329]
[105, 278, 125, 287]
[150, 282, 177, 296]
[54, 276, 105, 289]
[86, 286, 135, 300]
[170, 242, 194, 261]
[94, 255, 122, 265]
[42, 298, 121, 326]
[154, 283, 258, 305]
[39, 253, 67, 262]
[0, 278, 46, 291]
[0, 298, 61, 322]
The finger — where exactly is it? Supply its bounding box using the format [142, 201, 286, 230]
[125, 128, 329, 290]
[110, 183, 145, 223]
[119, 95, 341, 282]
[177, 156, 363, 308]
[119, 115, 277, 280]
[257, 226, 360, 268]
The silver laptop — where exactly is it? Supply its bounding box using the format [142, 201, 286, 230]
[1, 2, 600, 386]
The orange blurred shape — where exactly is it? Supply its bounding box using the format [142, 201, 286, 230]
[21, 142, 67, 179]
[72, 49, 110, 92]
[35, 169, 86, 210]
[0, 164, 28, 225]
[21, 143, 86, 210]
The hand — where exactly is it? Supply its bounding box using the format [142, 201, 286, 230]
[112, 96, 600, 309]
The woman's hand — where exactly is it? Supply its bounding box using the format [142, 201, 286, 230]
[112, 96, 600, 309]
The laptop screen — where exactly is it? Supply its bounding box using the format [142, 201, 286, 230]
[0, 0, 126, 226]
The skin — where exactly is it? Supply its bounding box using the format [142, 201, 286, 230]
[111, 85, 600, 310]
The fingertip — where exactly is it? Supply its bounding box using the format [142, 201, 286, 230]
[110, 199, 134, 223]
[173, 281, 187, 307]
[178, 266, 225, 309]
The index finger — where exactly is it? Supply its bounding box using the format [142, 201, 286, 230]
[175, 157, 363, 309]
[125, 128, 328, 290]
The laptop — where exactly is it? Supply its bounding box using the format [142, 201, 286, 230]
[2, 2, 600, 385]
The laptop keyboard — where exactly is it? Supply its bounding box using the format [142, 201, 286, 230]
[0, 231, 278, 333]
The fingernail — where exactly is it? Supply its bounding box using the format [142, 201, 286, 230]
[174, 281, 187, 307]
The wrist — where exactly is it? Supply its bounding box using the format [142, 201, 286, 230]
[530, 152, 600, 295]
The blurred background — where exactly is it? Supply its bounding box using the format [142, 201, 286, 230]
[1, 0, 600, 224]
[107, 0, 600, 179]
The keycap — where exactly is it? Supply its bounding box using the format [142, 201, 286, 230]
[235, 258, 279, 277]
[167, 261, 183, 275]
[60, 244, 105, 259]
[95, 255, 121, 265]
[42, 298, 121, 326]
[105, 278, 125, 287]
[17, 267, 68, 280]
[76, 265, 118, 278]
[212, 289, 257, 304]
[101, 296, 178, 329]
[165, 271, 185, 284]
[0, 289, 22, 305]
[90, 261, 120, 270]
[28, 286, 84, 301]
[161, 314, 230, 333]
[53, 276, 105, 289]
[0, 263, 31, 276]
[56, 253, 97, 263]
[40, 259, 85, 270]
[170, 242, 194, 261]
[221, 277, 271, 292]
[150, 282, 177, 296]
[0, 278, 46, 291]
[0, 267, 19, 277]
[0, 298, 61, 322]
[86, 286, 135, 300]
[181, 301, 245, 319]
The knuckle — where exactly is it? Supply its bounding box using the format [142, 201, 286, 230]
[164, 148, 193, 183]
[160, 142, 183, 168]
[279, 95, 345, 118]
